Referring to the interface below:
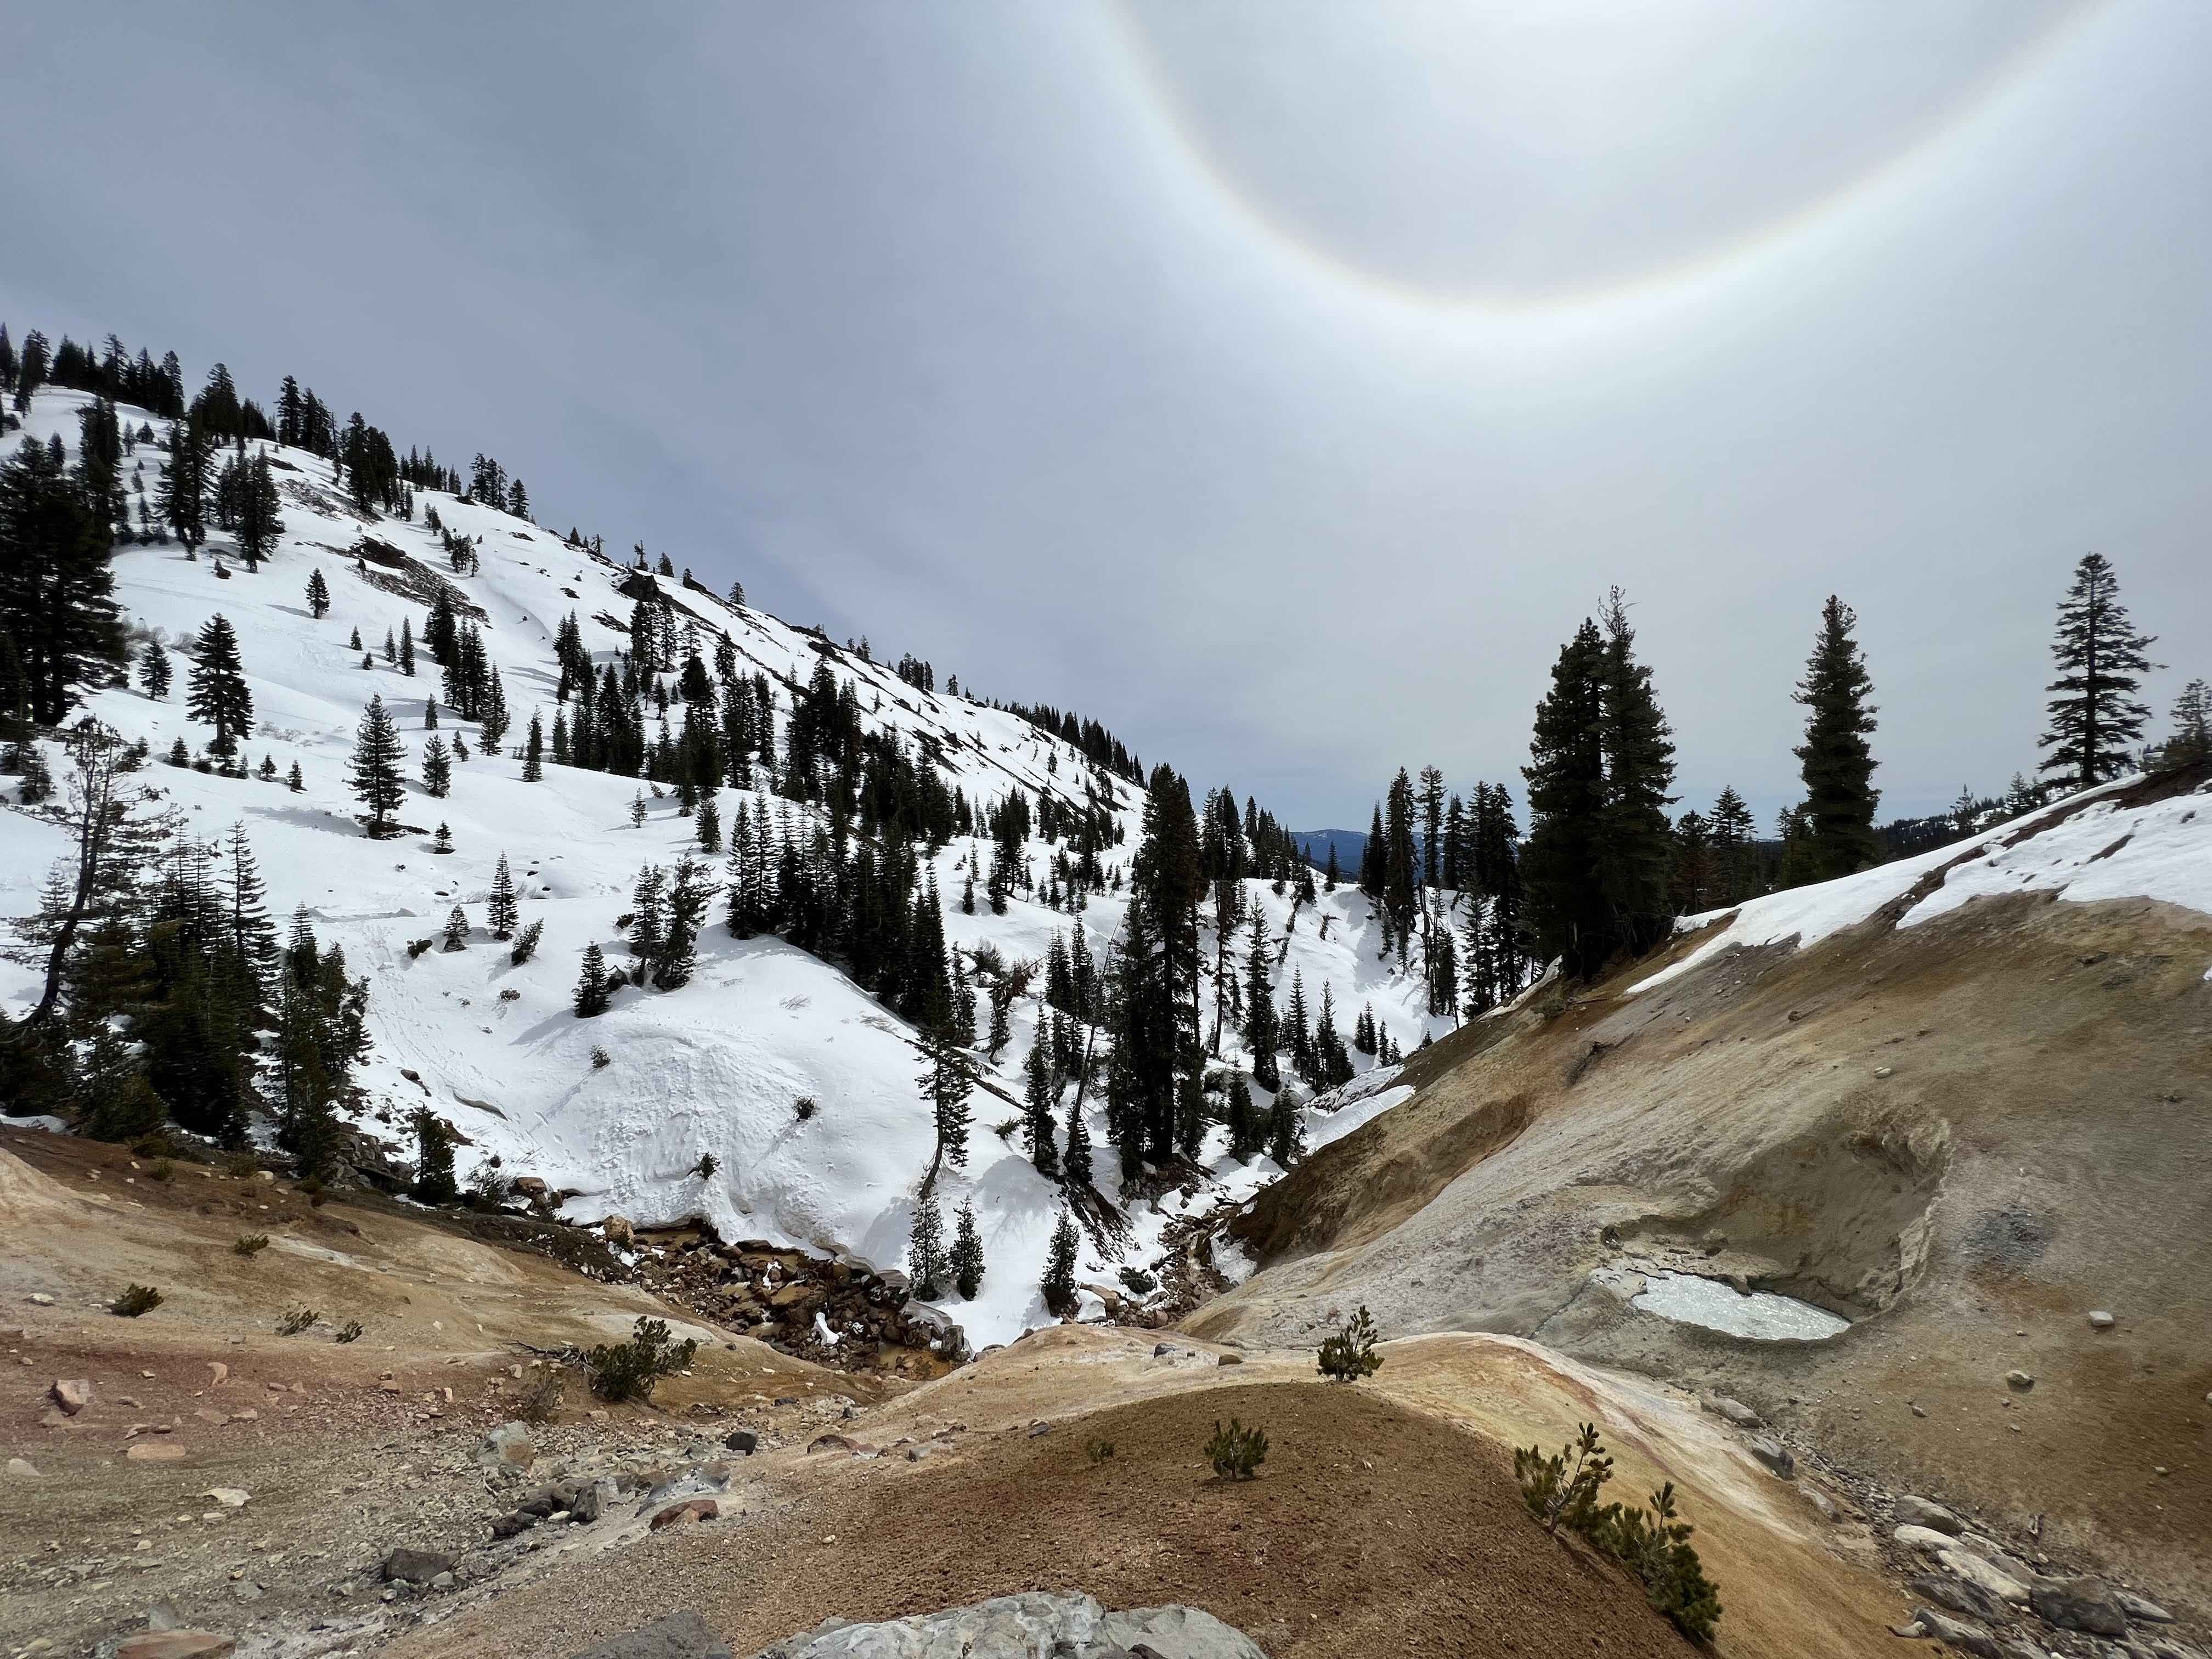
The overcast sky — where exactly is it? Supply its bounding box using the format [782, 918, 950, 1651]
[5, 2, 2206, 827]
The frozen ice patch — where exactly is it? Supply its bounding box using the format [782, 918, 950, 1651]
[1632, 1271, 1849, 1341]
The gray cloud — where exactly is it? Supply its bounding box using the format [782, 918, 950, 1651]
[4, 1, 2205, 827]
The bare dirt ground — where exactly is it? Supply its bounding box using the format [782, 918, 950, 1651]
[396, 1327, 1903, 1659]
[1193, 891, 2212, 1614]
[0, 1129, 872, 1658]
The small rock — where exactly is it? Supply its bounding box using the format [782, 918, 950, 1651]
[649, 1497, 718, 1531]
[1909, 1403, 1928, 1418]
[431, 1571, 456, 1590]
[2029, 1576, 2129, 1638]
[27, 1292, 55, 1306]
[1803, 1488, 1840, 1522]
[126, 1441, 187, 1462]
[116, 1635, 237, 1659]
[202, 1487, 250, 1508]
[6, 1457, 42, 1479]
[2087, 1310, 2115, 1330]
[566, 1610, 733, 1659]
[1874, 1065, 1894, 1079]
[1027, 1422, 1053, 1438]
[230, 1582, 262, 1604]
[381, 1548, 455, 1585]
[1895, 1496, 1964, 1534]
[806, 1433, 865, 1454]
[571, 1479, 617, 1523]
[1745, 1436, 1795, 1479]
[51, 1378, 94, 1415]
[1217, 1352, 1243, 1366]
[206, 1362, 228, 1385]
[2004, 1370, 2035, 1391]
[723, 1429, 758, 1455]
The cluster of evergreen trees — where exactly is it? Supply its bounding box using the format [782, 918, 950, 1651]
[0, 726, 368, 1164]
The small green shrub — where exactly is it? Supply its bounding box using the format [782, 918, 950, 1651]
[1205, 1417, 1267, 1481]
[276, 1307, 319, 1336]
[1316, 1304, 1384, 1382]
[111, 1284, 163, 1317]
[583, 1316, 698, 1403]
[233, 1234, 270, 1257]
[224, 1152, 260, 1178]
[333, 1319, 364, 1344]
[590, 1046, 612, 1070]
[1086, 1437, 1116, 1466]
[145, 1158, 175, 1183]
[1514, 1423, 1722, 1641]
[1116, 1266, 1156, 1296]
[690, 1152, 719, 1181]
[405, 937, 434, 959]
[793, 1094, 817, 1121]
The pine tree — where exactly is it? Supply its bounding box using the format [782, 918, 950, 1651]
[2039, 553, 2159, 791]
[137, 639, 172, 699]
[906, 1198, 947, 1300]
[1266, 1091, 1303, 1167]
[1792, 595, 1880, 881]
[630, 791, 647, 828]
[347, 694, 407, 835]
[398, 617, 415, 677]
[1241, 909, 1279, 1089]
[186, 614, 253, 755]
[573, 942, 610, 1017]
[950, 1201, 985, 1300]
[1042, 1208, 1080, 1317]
[442, 905, 469, 950]
[696, 793, 722, 853]
[2161, 679, 2210, 770]
[422, 733, 451, 797]
[304, 567, 329, 619]
[432, 821, 453, 855]
[487, 855, 520, 939]
[1707, 786, 1757, 905]
[233, 450, 284, 569]
[522, 712, 544, 781]
[917, 1019, 975, 1191]
[1023, 1037, 1060, 1176]
[286, 759, 303, 792]
[1062, 1096, 1094, 1184]
[1226, 1069, 1261, 1161]
[409, 1109, 459, 1204]
[1595, 589, 1677, 956]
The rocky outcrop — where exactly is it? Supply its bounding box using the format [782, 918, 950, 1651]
[571, 1611, 733, 1659]
[742, 1592, 1267, 1658]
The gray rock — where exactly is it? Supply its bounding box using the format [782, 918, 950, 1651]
[5, 1457, 41, 1479]
[2004, 1370, 2035, 1391]
[571, 1479, 618, 1523]
[50, 1378, 93, 1414]
[1745, 1435, 1795, 1479]
[1909, 1608, 2040, 1659]
[1705, 1395, 1762, 1429]
[725, 1429, 759, 1455]
[1895, 1496, 1964, 1534]
[1912, 1573, 2012, 1626]
[571, 1612, 735, 1659]
[2115, 1591, 2174, 1624]
[381, 1548, 456, 1585]
[476, 1420, 535, 1471]
[2088, 1310, 2116, 1330]
[2030, 1576, 2129, 1638]
[742, 1592, 1267, 1658]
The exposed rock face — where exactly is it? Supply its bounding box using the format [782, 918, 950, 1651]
[570, 1611, 734, 1659]
[742, 1592, 1268, 1658]
[630, 1234, 948, 1374]
[2028, 1576, 2129, 1638]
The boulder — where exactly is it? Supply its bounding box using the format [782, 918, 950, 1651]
[52, 1377, 94, 1414]
[2029, 1576, 2129, 1638]
[1705, 1395, 1762, 1429]
[604, 1214, 635, 1246]
[650, 1497, 718, 1531]
[1911, 1572, 2013, 1626]
[1744, 1436, 1795, 1479]
[2115, 1590, 2174, 1624]
[724, 1429, 758, 1455]
[1893, 1495, 1962, 1533]
[1908, 1608, 2034, 1659]
[476, 1420, 535, 1471]
[1936, 1548, 2030, 1607]
[740, 1592, 1267, 1658]
[571, 1479, 618, 1523]
[569, 1612, 735, 1659]
[381, 1548, 456, 1585]
[116, 1636, 238, 1659]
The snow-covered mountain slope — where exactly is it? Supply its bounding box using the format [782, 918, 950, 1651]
[0, 386, 1456, 1347]
[1630, 773, 2212, 994]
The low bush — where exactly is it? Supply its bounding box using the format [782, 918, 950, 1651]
[590, 1046, 611, 1070]
[405, 937, 434, 960]
[334, 1319, 364, 1344]
[1514, 1423, 1722, 1641]
[1116, 1266, 1157, 1296]
[110, 1284, 163, 1317]
[1316, 1305, 1384, 1381]
[1086, 1437, 1116, 1466]
[146, 1158, 175, 1183]
[1205, 1417, 1267, 1481]
[276, 1307, 319, 1336]
[233, 1234, 270, 1257]
[583, 1316, 698, 1403]
[793, 1095, 817, 1121]
[520, 1365, 566, 1424]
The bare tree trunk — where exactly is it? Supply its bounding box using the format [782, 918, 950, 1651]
[29, 729, 122, 1026]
